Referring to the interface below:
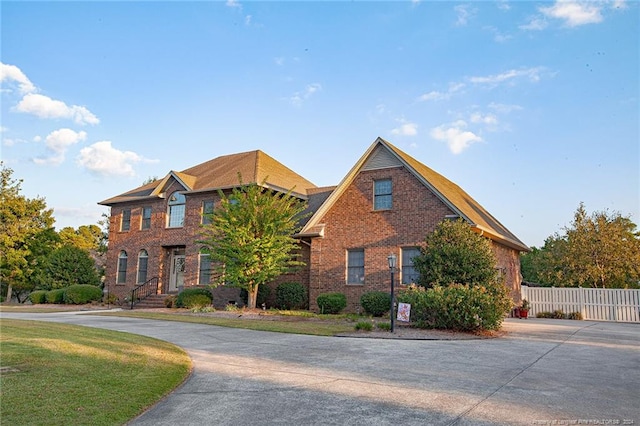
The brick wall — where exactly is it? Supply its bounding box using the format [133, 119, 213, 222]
[308, 166, 456, 312]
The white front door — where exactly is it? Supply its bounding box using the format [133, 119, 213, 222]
[169, 254, 185, 292]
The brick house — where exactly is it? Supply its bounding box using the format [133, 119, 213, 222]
[99, 137, 529, 311]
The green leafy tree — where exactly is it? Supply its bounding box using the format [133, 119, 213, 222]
[413, 219, 499, 288]
[198, 180, 308, 309]
[0, 163, 56, 302]
[524, 204, 640, 288]
[39, 245, 101, 290]
[59, 225, 105, 252]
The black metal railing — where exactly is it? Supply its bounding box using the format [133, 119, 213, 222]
[130, 277, 159, 309]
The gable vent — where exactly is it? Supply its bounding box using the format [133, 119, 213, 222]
[362, 145, 403, 171]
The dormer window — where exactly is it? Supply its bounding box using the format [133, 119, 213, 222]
[374, 179, 392, 210]
[167, 192, 186, 228]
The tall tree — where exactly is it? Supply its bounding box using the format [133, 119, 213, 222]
[521, 203, 640, 288]
[198, 180, 308, 309]
[59, 225, 105, 252]
[413, 219, 499, 288]
[0, 163, 55, 302]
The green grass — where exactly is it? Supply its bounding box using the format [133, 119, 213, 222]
[100, 311, 356, 336]
[0, 319, 191, 426]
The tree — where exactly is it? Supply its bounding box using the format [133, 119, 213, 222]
[521, 203, 640, 288]
[198, 180, 308, 309]
[39, 245, 101, 290]
[0, 163, 56, 302]
[59, 225, 105, 252]
[413, 219, 499, 288]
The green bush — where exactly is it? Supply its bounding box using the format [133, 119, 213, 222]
[176, 288, 212, 308]
[316, 292, 347, 314]
[240, 285, 271, 308]
[360, 291, 390, 317]
[397, 283, 512, 332]
[64, 285, 103, 305]
[354, 321, 373, 331]
[377, 322, 391, 331]
[29, 290, 49, 304]
[275, 282, 307, 310]
[46, 289, 66, 304]
[182, 294, 212, 309]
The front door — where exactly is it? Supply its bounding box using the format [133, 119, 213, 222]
[169, 254, 185, 293]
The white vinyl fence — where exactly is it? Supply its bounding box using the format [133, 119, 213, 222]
[521, 286, 640, 323]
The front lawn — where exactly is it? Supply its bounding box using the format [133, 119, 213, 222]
[0, 319, 191, 426]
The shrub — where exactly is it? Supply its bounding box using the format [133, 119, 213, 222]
[566, 311, 583, 320]
[164, 295, 177, 308]
[176, 288, 213, 308]
[46, 289, 66, 304]
[360, 291, 390, 317]
[240, 285, 271, 308]
[354, 321, 373, 331]
[182, 294, 212, 310]
[64, 285, 103, 304]
[316, 292, 347, 314]
[275, 282, 307, 310]
[377, 322, 392, 331]
[29, 290, 48, 304]
[397, 283, 512, 332]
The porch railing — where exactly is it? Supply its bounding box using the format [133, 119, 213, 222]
[130, 277, 160, 310]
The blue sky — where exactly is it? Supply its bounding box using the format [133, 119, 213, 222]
[1, 0, 638, 248]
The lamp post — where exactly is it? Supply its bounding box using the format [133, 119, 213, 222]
[387, 253, 397, 333]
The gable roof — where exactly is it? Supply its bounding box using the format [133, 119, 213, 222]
[99, 150, 317, 206]
[299, 137, 529, 252]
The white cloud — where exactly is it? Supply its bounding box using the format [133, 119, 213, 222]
[289, 83, 322, 107]
[15, 93, 99, 125]
[540, 1, 603, 27]
[497, 0, 511, 11]
[418, 82, 465, 101]
[454, 5, 476, 26]
[274, 57, 285, 66]
[430, 120, 482, 154]
[226, 0, 241, 9]
[33, 128, 88, 166]
[245, 15, 252, 25]
[391, 120, 418, 136]
[0, 62, 36, 94]
[488, 102, 523, 113]
[470, 112, 498, 125]
[0, 126, 7, 133]
[2, 137, 28, 147]
[468, 67, 545, 86]
[76, 141, 154, 177]
[519, 16, 549, 31]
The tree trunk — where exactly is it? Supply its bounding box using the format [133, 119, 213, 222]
[6, 284, 12, 303]
[247, 285, 259, 309]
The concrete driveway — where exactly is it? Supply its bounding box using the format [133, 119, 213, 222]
[2, 312, 638, 426]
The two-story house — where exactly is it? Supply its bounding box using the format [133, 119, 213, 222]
[99, 137, 529, 311]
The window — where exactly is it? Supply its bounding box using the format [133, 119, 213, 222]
[117, 251, 128, 284]
[374, 179, 392, 210]
[401, 247, 421, 285]
[347, 249, 365, 285]
[137, 250, 148, 283]
[167, 192, 186, 228]
[141, 207, 152, 230]
[121, 209, 131, 231]
[202, 200, 214, 225]
[199, 252, 212, 285]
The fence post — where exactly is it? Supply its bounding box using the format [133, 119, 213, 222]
[578, 287, 585, 320]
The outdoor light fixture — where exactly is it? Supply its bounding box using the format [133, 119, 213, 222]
[387, 253, 397, 333]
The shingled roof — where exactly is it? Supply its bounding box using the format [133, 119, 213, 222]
[298, 137, 529, 252]
[99, 150, 317, 206]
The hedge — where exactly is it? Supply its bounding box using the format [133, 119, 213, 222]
[316, 292, 347, 314]
[176, 288, 213, 308]
[275, 282, 307, 310]
[64, 285, 103, 305]
[29, 290, 49, 304]
[360, 291, 390, 317]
